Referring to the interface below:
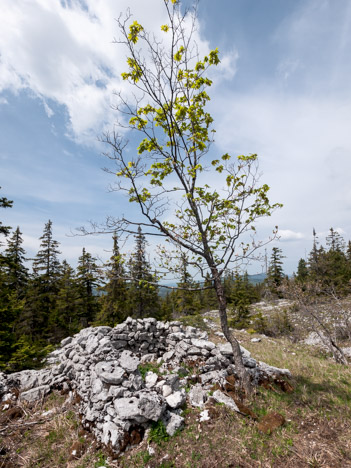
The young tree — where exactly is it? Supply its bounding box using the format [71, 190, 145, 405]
[230, 272, 259, 327]
[100, 0, 280, 395]
[266, 247, 285, 296]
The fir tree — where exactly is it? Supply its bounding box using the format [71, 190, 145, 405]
[21, 220, 61, 339]
[32, 220, 61, 280]
[201, 272, 218, 311]
[128, 227, 159, 318]
[296, 258, 309, 283]
[96, 234, 128, 326]
[76, 248, 101, 327]
[326, 227, 345, 252]
[0, 187, 13, 243]
[174, 253, 201, 316]
[49, 260, 81, 340]
[230, 272, 259, 327]
[0, 227, 28, 369]
[4, 226, 28, 294]
[267, 247, 285, 296]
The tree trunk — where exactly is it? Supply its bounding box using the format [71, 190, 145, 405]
[213, 274, 253, 398]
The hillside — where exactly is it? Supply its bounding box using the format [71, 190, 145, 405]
[1, 301, 351, 467]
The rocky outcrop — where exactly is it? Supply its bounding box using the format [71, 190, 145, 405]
[0, 317, 291, 455]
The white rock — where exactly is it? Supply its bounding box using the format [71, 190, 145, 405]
[100, 368, 125, 385]
[188, 384, 207, 408]
[119, 350, 140, 373]
[19, 385, 50, 403]
[199, 409, 210, 422]
[258, 362, 291, 379]
[163, 411, 185, 436]
[145, 372, 158, 388]
[166, 390, 186, 409]
[251, 338, 261, 343]
[212, 390, 240, 413]
[162, 385, 172, 398]
[191, 338, 216, 350]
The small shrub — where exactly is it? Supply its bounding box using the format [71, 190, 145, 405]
[251, 310, 294, 337]
[138, 361, 162, 380]
[148, 420, 169, 445]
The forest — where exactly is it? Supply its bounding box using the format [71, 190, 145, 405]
[2, 187, 351, 373]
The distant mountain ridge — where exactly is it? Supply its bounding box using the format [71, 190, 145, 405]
[158, 272, 267, 296]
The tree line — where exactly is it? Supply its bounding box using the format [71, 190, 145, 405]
[0, 188, 260, 371]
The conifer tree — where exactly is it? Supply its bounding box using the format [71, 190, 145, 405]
[201, 272, 218, 311]
[174, 253, 201, 315]
[21, 220, 62, 339]
[128, 227, 159, 318]
[0, 187, 13, 243]
[49, 260, 81, 340]
[267, 247, 285, 296]
[0, 189, 17, 369]
[96, 234, 128, 326]
[4, 226, 28, 294]
[32, 220, 61, 280]
[230, 272, 259, 327]
[323, 228, 350, 293]
[296, 258, 309, 283]
[76, 248, 101, 327]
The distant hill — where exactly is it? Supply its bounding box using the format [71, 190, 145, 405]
[247, 272, 267, 285]
[158, 273, 266, 297]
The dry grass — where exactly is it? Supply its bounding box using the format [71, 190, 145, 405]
[120, 335, 351, 468]
[0, 391, 117, 468]
[2, 304, 351, 467]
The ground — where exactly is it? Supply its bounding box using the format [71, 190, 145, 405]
[1, 301, 351, 467]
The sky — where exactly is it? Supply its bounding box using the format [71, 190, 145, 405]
[1, 0, 351, 276]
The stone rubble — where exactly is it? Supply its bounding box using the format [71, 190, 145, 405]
[0, 317, 291, 456]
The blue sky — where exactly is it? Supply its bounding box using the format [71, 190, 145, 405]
[1, 0, 351, 275]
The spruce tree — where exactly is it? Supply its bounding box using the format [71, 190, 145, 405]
[0, 187, 13, 243]
[201, 272, 218, 311]
[267, 247, 285, 296]
[76, 248, 101, 327]
[0, 189, 17, 369]
[49, 260, 81, 340]
[296, 258, 309, 283]
[4, 226, 28, 294]
[230, 272, 259, 327]
[323, 229, 350, 294]
[96, 234, 128, 326]
[174, 253, 201, 316]
[21, 220, 61, 339]
[128, 227, 159, 318]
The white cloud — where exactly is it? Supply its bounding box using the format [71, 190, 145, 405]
[278, 230, 305, 241]
[0, 97, 8, 105]
[0, 0, 233, 145]
[43, 101, 54, 118]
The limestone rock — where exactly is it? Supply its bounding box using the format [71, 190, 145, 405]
[212, 390, 240, 413]
[188, 384, 207, 408]
[163, 411, 184, 436]
[166, 390, 186, 409]
[19, 385, 51, 403]
[119, 350, 140, 373]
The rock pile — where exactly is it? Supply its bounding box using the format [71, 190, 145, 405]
[0, 317, 291, 456]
